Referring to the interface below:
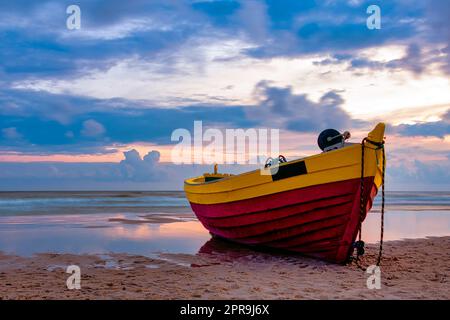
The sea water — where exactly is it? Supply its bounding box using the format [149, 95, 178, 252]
[0, 191, 448, 256]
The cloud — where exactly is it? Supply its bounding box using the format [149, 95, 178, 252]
[241, 1, 449, 76]
[119, 149, 163, 182]
[315, 43, 445, 76]
[0, 149, 166, 186]
[0, 1, 204, 82]
[425, 0, 450, 44]
[0, 86, 254, 154]
[0, 82, 362, 155]
[81, 119, 106, 137]
[1, 0, 448, 90]
[0, 79, 446, 164]
[388, 159, 450, 189]
[2, 127, 23, 140]
[394, 110, 450, 138]
[245, 0, 419, 58]
[6, 81, 447, 157]
[0, 148, 259, 190]
[247, 81, 356, 132]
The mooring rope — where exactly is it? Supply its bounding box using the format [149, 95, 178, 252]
[377, 145, 385, 266]
[353, 138, 385, 270]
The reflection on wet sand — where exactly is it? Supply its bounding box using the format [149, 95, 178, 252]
[362, 210, 450, 242]
[103, 220, 208, 241]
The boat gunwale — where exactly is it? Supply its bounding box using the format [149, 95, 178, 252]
[184, 143, 362, 188]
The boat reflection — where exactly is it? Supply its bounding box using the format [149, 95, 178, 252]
[197, 236, 310, 262]
[199, 236, 255, 257]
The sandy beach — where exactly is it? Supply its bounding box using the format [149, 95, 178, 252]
[1, 236, 448, 300]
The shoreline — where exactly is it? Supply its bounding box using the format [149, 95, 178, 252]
[1, 236, 449, 300]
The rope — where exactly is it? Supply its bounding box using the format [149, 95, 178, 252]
[353, 138, 385, 270]
[359, 138, 366, 244]
[377, 146, 385, 266]
[354, 138, 367, 270]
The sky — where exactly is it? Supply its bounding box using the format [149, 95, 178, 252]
[0, 0, 449, 191]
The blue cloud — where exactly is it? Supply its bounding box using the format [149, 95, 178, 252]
[0, 1, 204, 81]
[0, 84, 358, 154]
[394, 110, 450, 138]
[1, 0, 448, 86]
[388, 159, 450, 189]
[0, 87, 258, 154]
[246, 0, 423, 57]
[246, 81, 359, 132]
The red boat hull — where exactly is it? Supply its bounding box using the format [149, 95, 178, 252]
[189, 177, 378, 264]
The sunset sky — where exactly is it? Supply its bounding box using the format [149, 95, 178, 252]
[0, 0, 449, 190]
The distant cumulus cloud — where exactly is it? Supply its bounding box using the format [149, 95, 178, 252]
[0, 148, 257, 190]
[81, 119, 106, 137]
[0, 149, 166, 188]
[119, 149, 163, 182]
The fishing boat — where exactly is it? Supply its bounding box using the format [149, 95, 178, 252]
[184, 123, 386, 264]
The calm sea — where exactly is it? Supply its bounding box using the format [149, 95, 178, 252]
[0, 191, 449, 257]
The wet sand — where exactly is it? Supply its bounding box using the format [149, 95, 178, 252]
[0, 236, 448, 300]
